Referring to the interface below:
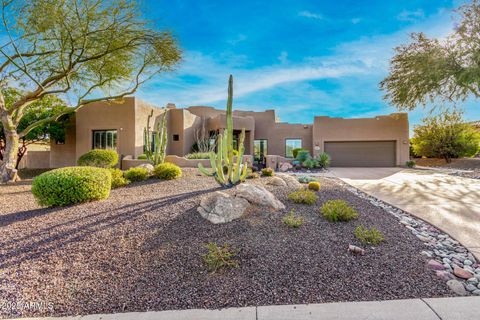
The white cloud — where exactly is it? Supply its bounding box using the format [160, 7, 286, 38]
[397, 9, 425, 22]
[278, 51, 288, 64]
[298, 10, 324, 20]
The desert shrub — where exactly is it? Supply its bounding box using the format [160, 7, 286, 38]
[282, 210, 304, 228]
[303, 158, 316, 169]
[108, 168, 130, 188]
[308, 181, 320, 191]
[296, 150, 311, 162]
[292, 148, 306, 159]
[203, 242, 239, 272]
[32, 167, 111, 206]
[124, 167, 149, 182]
[137, 154, 147, 160]
[288, 189, 318, 205]
[77, 149, 118, 168]
[153, 162, 182, 180]
[246, 168, 259, 179]
[185, 152, 211, 159]
[406, 160, 416, 168]
[261, 167, 274, 176]
[298, 176, 317, 184]
[354, 225, 385, 245]
[321, 200, 358, 222]
[316, 152, 331, 169]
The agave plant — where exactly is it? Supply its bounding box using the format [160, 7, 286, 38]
[198, 75, 248, 187]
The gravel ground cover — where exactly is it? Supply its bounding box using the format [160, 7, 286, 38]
[0, 169, 452, 318]
[415, 158, 480, 179]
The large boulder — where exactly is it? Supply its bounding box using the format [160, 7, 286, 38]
[198, 191, 250, 224]
[236, 184, 285, 210]
[267, 176, 287, 187]
[276, 173, 302, 189]
[278, 162, 293, 172]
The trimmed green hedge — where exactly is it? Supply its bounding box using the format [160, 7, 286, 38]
[77, 149, 118, 168]
[32, 167, 112, 206]
[153, 162, 182, 180]
[109, 168, 130, 188]
[124, 167, 149, 181]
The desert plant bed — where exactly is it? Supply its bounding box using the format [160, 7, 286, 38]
[0, 169, 452, 318]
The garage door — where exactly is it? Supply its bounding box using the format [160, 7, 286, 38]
[324, 141, 396, 167]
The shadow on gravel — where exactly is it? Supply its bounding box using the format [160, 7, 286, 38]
[0, 187, 220, 269]
[0, 207, 62, 228]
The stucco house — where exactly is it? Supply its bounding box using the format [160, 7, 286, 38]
[40, 97, 409, 169]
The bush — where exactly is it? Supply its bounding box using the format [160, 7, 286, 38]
[282, 210, 304, 228]
[32, 167, 111, 206]
[308, 181, 320, 191]
[316, 152, 331, 169]
[261, 167, 274, 177]
[109, 168, 130, 188]
[77, 149, 118, 168]
[137, 154, 147, 160]
[153, 162, 182, 180]
[185, 152, 211, 159]
[321, 200, 358, 222]
[298, 176, 317, 184]
[288, 189, 318, 205]
[202, 242, 239, 272]
[124, 167, 149, 182]
[296, 150, 311, 162]
[406, 160, 416, 168]
[246, 168, 259, 179]
[354, 225, 385, 245]
[292, 148, 306, 159]
[303, 158, 316, 169]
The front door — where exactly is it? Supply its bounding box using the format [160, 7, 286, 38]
[254, 139, 268, 168]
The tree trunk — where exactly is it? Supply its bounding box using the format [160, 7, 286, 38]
[0, 94, 19, 183]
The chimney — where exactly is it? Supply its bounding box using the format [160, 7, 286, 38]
[166, 103, 176, 109]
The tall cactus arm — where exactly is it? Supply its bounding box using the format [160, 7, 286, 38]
[198, 163, 214, 176]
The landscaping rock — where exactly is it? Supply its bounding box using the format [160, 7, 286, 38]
[267, 176, 287, 187]
[136, 163, 154, 174]
[235, 184, 285, 210]
[453, 266, 473, 279]
[435, 270, 454, 281]
[197, 191, 250, 224]
[276, 173, 302, 189]
[278, 162, 293, 172]
[446, 280, 468, 296]
[427, 259, 444, 271]
[348, 245, 365, 255]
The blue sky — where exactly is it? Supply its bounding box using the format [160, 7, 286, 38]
[137, 0, 480, 128]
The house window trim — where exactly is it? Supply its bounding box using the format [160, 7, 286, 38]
[92, 129, 118, 150]
[285, 138, 302, 158]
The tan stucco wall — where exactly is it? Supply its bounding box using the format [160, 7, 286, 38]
[135, 99, 165, 158]
[50, 116, 77, 167]
[18, 151, 51, 169]
[313, 113, 409, 166]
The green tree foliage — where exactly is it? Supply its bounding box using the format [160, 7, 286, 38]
[412, 110, 480, 162]
[0, 0, 181, 182]
[0, 87, 69, 168]
[380, 1, 480, 110]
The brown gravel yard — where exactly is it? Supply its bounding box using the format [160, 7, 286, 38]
[0, 169, 451, 318]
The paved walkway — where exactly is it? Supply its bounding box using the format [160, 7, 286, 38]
[19, 297, 480, 319]
[329, 167, 480, 260]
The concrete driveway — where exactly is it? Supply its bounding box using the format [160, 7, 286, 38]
[330, 167, 480, 260]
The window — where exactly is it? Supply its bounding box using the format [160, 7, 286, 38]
[93, 130, 117, 150]
[254, 140, 268, 162]
[285, 139, 302, 158]
[173, 134, 180, 141]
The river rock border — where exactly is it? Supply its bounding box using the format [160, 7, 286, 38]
[332, 177, 480, 296]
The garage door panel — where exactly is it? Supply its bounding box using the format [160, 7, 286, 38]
[324, 141, 396, 167]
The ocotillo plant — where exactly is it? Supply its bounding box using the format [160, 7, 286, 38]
[198, 75, 248, 187]
[144, 109, 168, 165]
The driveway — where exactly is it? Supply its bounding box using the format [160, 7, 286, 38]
[330, 167, 480, 260]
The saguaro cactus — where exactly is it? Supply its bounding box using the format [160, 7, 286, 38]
[144, 109, 168, 165]
[198, 75, 248, 187]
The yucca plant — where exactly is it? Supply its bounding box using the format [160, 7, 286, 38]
[198, 75, 248, 187]
[144, 109, 168, 165]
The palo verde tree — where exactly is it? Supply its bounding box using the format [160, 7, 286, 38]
[0, 87, 69, 168]
[380, 1, 480, 110]
[411, 110, 480, 163]
[0, 0, 181, 182]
